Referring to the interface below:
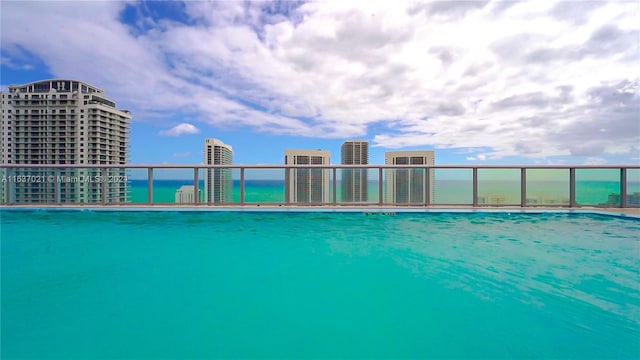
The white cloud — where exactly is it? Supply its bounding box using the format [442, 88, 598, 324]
[1, 0, 638, 161]
[466, 154, 487, 161]
[159, 123, 200, 136]
[172, 152, 192, 158]
[583, 157, 608, 165]
[1, 56, 33, 70]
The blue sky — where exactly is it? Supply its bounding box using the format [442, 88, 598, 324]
[1, 0, 639, 166]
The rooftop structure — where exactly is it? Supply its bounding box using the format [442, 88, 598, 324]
[175, 185, 200, 204]
[384, 150, 435, 204]
[341, 140, 369, 203]
[284, 149, 331, 204]
[204, 138, 233, 204]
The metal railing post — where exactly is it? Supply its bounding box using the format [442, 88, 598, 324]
[205, 168, 211, 205]
[425, 167, 430, 207]
[378, 167, 383, 206]
[240, 167, 245, 205]
[5, 167, 11, 205]
[194, 167, 200, 205]
[285, 167, 290, 205]
[521, 168, 527, 207]
[472, 167, 478, 207]
[332, 167, 337, 206]
[620, 167, 627, 208]
[54, 168, 60, 205]
[569, 168, 576, 208]
[101, 167, 107, 205]
[147, 168, 153, 205]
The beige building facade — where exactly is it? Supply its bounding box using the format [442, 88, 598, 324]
[285, 149, 331, 204]
[204, 138, 233, 204]
[384, 150, 435, 204]
[0, 79, 131, 204]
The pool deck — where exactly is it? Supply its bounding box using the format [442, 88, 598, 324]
[1, 205, 639, 218]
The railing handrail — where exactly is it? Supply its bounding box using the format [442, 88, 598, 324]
[1, 164, 639, 169]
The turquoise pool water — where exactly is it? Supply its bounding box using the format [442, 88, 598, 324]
[1, 211, 639, 359]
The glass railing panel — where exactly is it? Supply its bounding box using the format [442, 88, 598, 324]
[6, 166, 58, 204]
[329, 168, 336, 205]
[383, 168, 428, 205]
[477, 168, 521, 205]
[196, 168, 206, 204]
[0, 167, 7, 204]
[167, 167, 205, 205]
[151, 168, 197, 205]
[368, 168, 381, 205]
[627, 168, 640, 207]
[100, 167, 129, 204]
[231, 168, 241, 204]
[127, 168, 149, 204]
[242, 168, 285, 204]
[337, 168, 377, 205]
[432, 168, 472, 205]
[199, 167, 237, 205]
[525, 169, 569, 206]
[576, 168, 621, 206]
[285, 167, 332, 205]
[1, 166, 636, 208]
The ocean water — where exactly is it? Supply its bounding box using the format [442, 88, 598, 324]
[130, 179, 639, 205]
[2, 211, 639, 359]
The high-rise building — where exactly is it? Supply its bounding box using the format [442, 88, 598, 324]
[341, 140, 369, 203]
[0, 79, 131, 204]
[204, 138, 233, 204]
[175, 185, 200, 204]
[285, 149, 330, 204]
[384, 150, 435, 204]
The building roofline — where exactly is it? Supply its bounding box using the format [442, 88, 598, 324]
[7, 79, 105, 93]
[204, 138, 233, 151]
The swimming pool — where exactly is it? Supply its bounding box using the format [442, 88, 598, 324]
[2, 210, 639, 359]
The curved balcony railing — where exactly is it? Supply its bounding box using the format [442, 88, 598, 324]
[0, 164, 638, 208]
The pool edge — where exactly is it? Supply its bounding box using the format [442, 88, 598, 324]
[1, 205, 638, 219]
